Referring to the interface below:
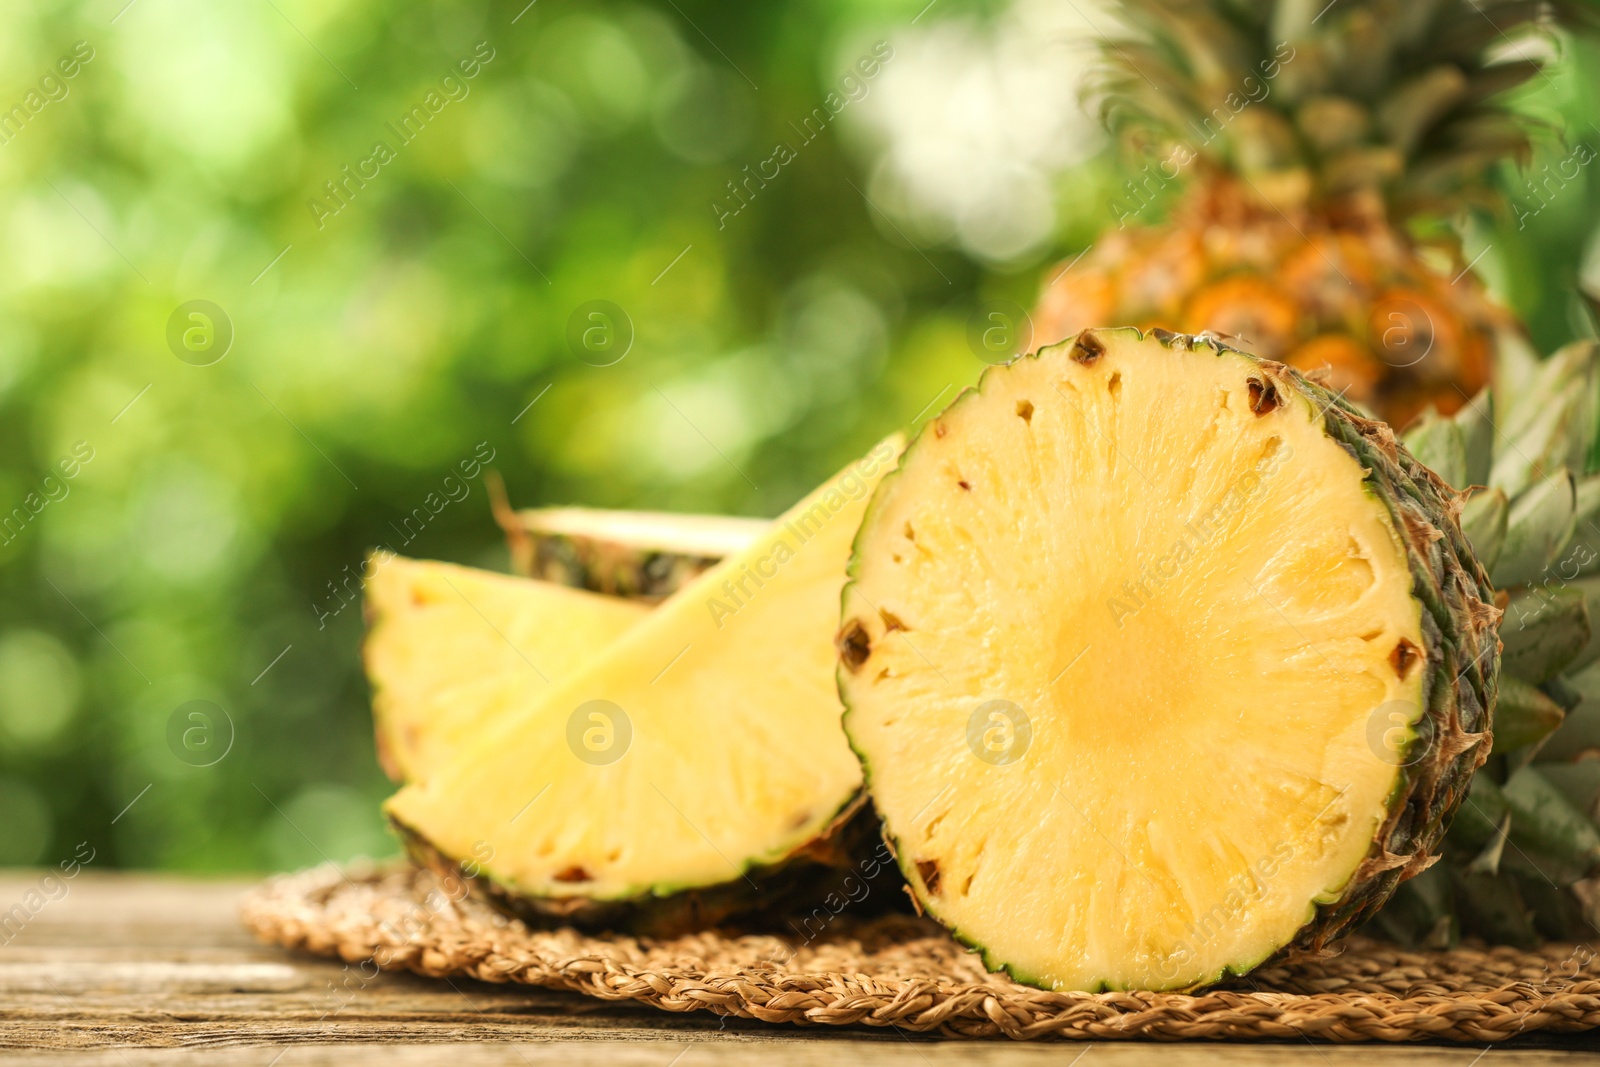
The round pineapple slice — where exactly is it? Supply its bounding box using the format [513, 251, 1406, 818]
[840, 328, 1499, 991]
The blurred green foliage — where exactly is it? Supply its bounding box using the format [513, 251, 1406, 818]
[0, 0, 1597, 873]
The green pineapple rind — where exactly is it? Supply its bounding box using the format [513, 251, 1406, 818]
[390, 793, 896, 938]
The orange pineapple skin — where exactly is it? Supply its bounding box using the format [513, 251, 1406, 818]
[1033, 179, 1508, 428]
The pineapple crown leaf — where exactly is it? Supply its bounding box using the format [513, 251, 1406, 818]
[1090, 0, 1595, 211]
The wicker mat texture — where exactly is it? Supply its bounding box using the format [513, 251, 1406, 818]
[241, 862, 1600, 1042]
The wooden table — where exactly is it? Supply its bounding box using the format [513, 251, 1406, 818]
[2, 872, 1596, 1064]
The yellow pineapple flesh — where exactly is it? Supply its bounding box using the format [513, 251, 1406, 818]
[364, 557, 647, 783]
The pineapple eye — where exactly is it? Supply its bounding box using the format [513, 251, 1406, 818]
[1247, 377, 1280, 415]
[836, 618, 872, 671]
[1070, 330, 1105, 364]
[1391, 638, 1421, 678]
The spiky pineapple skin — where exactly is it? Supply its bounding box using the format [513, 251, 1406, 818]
[841, 328, 1501, 985]
[1034, 181, 1508, 429]
[1288, 354, 1502, 951]
[510, 530, 724, 600]
[518, 534, 720, 601]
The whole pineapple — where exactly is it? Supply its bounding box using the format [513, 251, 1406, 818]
[1035, 0, 1583, 428]
[1379, 339, 1600, 947]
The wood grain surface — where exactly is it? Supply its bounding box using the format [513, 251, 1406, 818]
[1, 871, 1596, 1064]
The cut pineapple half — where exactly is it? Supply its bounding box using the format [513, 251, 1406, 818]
[841, 329, 1497, 991]
[385, 438, 902, 925]
[365, 558, 647, 783]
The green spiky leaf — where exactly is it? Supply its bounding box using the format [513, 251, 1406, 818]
[1460, 487, 1508, 571]
[1500, 585, 1589, 685]
[1403, 411, 1468, 488]
[1449, 869, 1538, 948]
[1451, 390, 1494, 487]
[1504, 767, 1600, 878]
[1093, 0, 1594, 213]
[1492, 676, 1567, 754]
[1493, 470, 1576, 589]
[1539, 761, 1600, 822]
[1567, 575, 1600, 675]
[1541, 662, 1600, 761]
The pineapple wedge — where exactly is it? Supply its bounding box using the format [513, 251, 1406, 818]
[364, 557, 648, 783]
[385, 438, 902, 930]
[840, 329, 1498, 991]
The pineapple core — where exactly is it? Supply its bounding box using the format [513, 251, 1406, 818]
[842, 331, 1425, 991]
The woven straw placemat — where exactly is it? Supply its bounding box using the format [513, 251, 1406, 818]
[242, 862, 1600, 1042]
